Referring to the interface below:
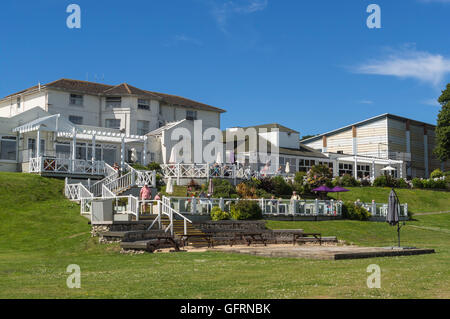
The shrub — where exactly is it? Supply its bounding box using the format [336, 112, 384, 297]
[306, 165, 333, 188]
[255, 188, 274, 199]
[271, 176, 293, 197]
[396, 178, 409, 189]
[333, 174, 360, 187]
[210, 207, 230, 221]
[131, 163, 149, 171]
[430, 169, 444, 179]
[422, 179, 434, 189]
[230, 200, 262, 220]
[236, 182, 257, 199]
[360, 179, 371, 187]
[208, 179, 237, 198]
[147, 162, 161, 171]
[412, 178, 423, 189]
[343, 202, 371, 221]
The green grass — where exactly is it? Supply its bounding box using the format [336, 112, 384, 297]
[0, 172, 449, 299]
[328, 187, 450, 214]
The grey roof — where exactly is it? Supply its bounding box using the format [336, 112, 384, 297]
[302, 113, 436, 144]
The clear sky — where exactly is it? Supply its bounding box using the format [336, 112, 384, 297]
[1, 0, 449, 137]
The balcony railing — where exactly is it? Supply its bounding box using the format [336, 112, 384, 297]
[29, 156, 106, 175]
[166, 197, 343, 217]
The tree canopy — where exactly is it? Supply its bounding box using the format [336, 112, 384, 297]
[434, 84, 450, 162]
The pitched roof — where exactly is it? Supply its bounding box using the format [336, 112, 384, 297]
[147, 91, 226, 113]
[2, 78, 225, 113]
[233, 123, 299, 134]
[302, 113, 436, 144]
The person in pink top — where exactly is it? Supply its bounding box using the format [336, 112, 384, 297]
[140, 184, 152, 214]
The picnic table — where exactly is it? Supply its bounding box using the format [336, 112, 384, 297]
[230, 231, 267, 247]
[299, 233, 322, 245]
[181, 234, 214, 248]
[272, 229, 305, 246]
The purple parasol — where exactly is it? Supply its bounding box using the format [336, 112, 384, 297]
[331, 186, 350, 193]
[331, 186, 350, 200]
[312, 185, 334, 193]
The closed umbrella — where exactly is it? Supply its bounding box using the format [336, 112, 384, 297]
[387, 188, 403, 247]
[169, 148, 177, 164]
[216, 151, 223, 164]
[285, 162, 290, 174]
[208, 179, 214, 196]
[166, 177, 174, 194]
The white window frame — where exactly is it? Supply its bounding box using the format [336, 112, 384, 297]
[69, 115, 83, 125]
[138, 99, 150, 110]
[106, 97, 122, 108]
[69, 94, 84, 106]
[105, 119, 121, 130]
[0, 136, 17, 161]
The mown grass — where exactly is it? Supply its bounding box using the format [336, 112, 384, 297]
[0, 172, 449, 299]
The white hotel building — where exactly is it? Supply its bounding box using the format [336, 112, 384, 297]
[0, 79, 225, 176]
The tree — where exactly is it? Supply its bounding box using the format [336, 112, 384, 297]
[306, 164, 333, 188]
[434, 84, 450, 162]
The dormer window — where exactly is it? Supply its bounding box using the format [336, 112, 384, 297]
[106, 97, 122, 108]
[138, 99, 150, 110]
[69, 94, 83, 106]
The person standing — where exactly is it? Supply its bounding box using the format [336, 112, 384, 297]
[140, 184, 152, 214]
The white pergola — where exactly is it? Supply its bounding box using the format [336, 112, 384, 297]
[335, 155, 404, 179]
[13, 114, 149, 169]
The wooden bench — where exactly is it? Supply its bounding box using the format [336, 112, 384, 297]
[299, 233, 322, 245]
[272, 229, 305, 246]
[181, 234, 214, 248]
[230, 231, 268, 247]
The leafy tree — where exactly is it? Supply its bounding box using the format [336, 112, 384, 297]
[434, 84, 450, 162]
[306, 165, 333, 188]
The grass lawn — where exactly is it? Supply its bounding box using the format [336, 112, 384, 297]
[0, 172, 449, 299]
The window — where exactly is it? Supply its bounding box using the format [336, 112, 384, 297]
[69, 115, 83, 125]
[0, 136, 17, 160]
[357, 165, 371, 178]
[186, 110, 197, 120]
[69, 94, 83, 106]
[299, 159, 315, 172]
[16, 97, 21, 109]
[339, 163, 353, 176]
[106, 97, 122, 108]
[138, 99, 150, 110]
[56, 143, 71, 159]
[27, 138, 45, 158]
[105, 119, 121, 130]
[137, 120, 150, 135]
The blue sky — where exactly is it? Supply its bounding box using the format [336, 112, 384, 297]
[1, 0, 449, 136]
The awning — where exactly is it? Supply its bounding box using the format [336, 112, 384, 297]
[13, 113, 146, 143]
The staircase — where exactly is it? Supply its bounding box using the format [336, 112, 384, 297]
[139, 214, 209, 247]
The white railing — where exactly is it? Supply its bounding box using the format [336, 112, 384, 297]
[29, 156, 106, 175]
[103, 171, 133, 195]
[124, 163, 156, 187]
[158, 196, 192, 235]
[80, 195, 140, 219]
[90, 163, 119, 197]
[167, 196, 343, 217]
[64, 180, 94, 201]
[102, 184, 116, 198]
[361, 202, 408, 218]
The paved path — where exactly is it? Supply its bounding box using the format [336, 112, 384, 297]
[406, 225, 450, 234]
[414, 211, 450, 216]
